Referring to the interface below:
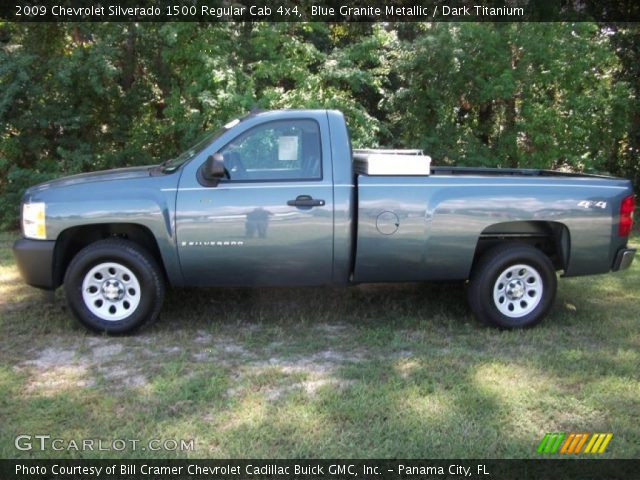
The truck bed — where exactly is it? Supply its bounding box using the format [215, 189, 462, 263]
[352, 171, 631, 283]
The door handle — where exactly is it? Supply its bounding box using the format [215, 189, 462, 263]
[287, 195, 325, 208]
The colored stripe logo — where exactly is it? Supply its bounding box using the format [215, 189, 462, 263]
[537, 433, 613, 454]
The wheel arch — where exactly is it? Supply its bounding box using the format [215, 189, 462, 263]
[472, 220, 570, 273]
[53, 223, 167, 289]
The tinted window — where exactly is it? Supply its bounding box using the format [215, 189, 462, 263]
[220, 120, 321, 181]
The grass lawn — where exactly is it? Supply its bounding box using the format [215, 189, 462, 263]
[0, 230, 638, 459]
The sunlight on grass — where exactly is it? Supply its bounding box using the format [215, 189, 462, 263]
[0, 269, 19, 283]
[401, 390, 449, 419]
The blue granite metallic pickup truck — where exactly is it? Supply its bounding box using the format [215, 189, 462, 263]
[13, 110, 636, 333]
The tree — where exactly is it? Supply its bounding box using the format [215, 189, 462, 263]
[389, 23, 631, 174]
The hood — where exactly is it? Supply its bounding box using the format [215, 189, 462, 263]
[27, 165, 157, 193]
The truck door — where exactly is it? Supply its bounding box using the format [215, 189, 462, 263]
[175, 118, 334, 286]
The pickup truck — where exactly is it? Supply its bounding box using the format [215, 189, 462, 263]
[13, 109, 636, 333]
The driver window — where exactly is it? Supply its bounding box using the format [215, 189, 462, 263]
[220, 120, 321, 181]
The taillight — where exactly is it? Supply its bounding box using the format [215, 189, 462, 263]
[618, 194, 635, 237]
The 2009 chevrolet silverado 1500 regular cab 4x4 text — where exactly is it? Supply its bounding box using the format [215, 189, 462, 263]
[13, 110, 636, 333]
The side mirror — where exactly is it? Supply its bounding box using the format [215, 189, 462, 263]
[202, 153, 225, 181]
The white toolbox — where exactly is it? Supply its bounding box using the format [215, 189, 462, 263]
[353, 149, 431, 176]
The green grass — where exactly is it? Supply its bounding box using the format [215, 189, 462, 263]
[0, 230, 638, 459]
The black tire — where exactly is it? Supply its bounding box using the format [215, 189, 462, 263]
[468, 244, 557, 329]
[64, 238, 165, 334]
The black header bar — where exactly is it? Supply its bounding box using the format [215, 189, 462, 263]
[2, 1, 640, 22]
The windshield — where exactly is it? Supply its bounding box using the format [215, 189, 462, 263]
[161, 118, 241, 172]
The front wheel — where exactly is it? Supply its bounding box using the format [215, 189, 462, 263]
[468, 244, 557, 329]
[64, 239, 165, 333]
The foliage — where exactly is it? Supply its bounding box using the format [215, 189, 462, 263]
[0, 22, 637, 228]
[390, 23, 631, 171]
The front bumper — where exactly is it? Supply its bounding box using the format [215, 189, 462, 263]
[612, 248, 636, 272]
[13, 238, 56, 290]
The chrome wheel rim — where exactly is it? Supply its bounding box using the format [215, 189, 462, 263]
[493, 264, 543, 318]
[82, 262, 141, 321]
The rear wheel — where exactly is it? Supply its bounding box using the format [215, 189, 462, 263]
[468, 244, 557, 328]
[64, 239, 165, 333]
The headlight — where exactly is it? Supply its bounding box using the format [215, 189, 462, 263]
[22, 202, 46, 240]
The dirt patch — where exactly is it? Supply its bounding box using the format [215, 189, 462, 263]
[23, 346, 76, 368]
[194, 330, 213, 344]
[92, 343, 124, 360]
[101, 367, 148, 388]
[16, 337, 153, 393]
[16, 327, 369, 400]
[314, 323, 350, 335]
[267, 349, 365, 373]
[262, 378, 353, 401]
[224, 348, 363, 401]
[19, 345, 93, 393]
[190, 334, 254, 364]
